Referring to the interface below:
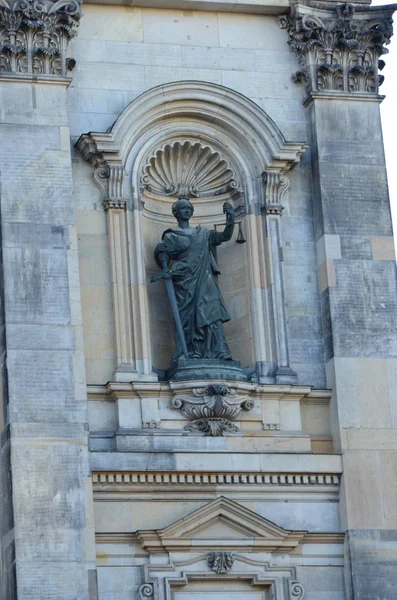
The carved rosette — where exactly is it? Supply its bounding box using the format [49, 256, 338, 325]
[170, 384, 254, 436]
[285, 2, 394, 95]
[207, 552, 235, 574]
[0, 0, 81, 76]
[140, 140, 239, 198]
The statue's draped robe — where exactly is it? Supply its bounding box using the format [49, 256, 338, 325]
[155, 226, 232, 361]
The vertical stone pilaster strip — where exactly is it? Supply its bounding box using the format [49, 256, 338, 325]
[244, 211, 273, 381]
[263, 172, 296, 383]
[285, 4, 397, 597]
[129, 191, 155, 378]
[95, 166, 137, 381]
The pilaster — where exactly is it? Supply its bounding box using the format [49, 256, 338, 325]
[262, 171, 296, 384]
[285, 2, 397, 598]
[93, 165, 139, 382]
[0, 1, 95, 598]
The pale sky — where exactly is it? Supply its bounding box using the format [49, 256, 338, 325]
[373, 0, 397, 233]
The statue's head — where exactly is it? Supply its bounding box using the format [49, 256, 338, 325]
[172, 197, 194, 221]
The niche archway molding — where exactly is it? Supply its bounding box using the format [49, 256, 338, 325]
[77, 81, 307, 382]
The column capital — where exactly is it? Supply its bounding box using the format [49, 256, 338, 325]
[0, 0, 81, 79]
[283, 2, 395, 98]
[93, 166, 127, 212]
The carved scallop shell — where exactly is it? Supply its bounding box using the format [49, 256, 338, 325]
[141, 141, 238, 198]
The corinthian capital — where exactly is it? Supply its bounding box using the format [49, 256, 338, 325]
[286, 2, 395, 96]
[0, 0, 81, 77]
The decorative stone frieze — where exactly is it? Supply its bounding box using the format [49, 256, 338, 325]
[92, 471, 341, 487]
[140, 140, 239, 198]
[0, 0, 81, 77]
[170, 384, 254, 436]
[207, 552, 235, 574]
[286, 2, 394, 95]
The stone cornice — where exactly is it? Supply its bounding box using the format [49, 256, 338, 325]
[285, 2, 396, 97]
[87, 381, 332, 402]
[0, 0, 81, 79]
[95, 531, 345, 545]
[83, 0, 291, 14]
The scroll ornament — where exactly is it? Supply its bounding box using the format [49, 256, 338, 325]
[0, 0, 81, 76]
[138, 583, 154, 599]
[290, 581, 305, 600]
[171, 384, 254, 436]
[285, 2, 393, 94]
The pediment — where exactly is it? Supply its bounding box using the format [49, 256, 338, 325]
[137, 496, 306, 553]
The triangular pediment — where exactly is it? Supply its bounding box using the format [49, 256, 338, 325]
[137, 497, 306, 553]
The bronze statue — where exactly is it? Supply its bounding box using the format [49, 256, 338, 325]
[153, 197, 236, 364]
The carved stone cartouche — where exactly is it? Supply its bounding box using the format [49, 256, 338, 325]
[207, 551, 235, 574]
[171, 384, 254, 436]
[285, 2, 393, 95]
[0, 0, 81, 77]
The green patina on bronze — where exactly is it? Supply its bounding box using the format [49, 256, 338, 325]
[152, 197, 246, 381]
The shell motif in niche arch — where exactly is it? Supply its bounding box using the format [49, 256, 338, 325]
[140, 140, 239, 199]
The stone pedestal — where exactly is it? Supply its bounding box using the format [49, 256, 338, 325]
[166, 358, 247, 382]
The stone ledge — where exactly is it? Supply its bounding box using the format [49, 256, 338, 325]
[83, 0, 289, 14]
[90, 451, 343, 472]
[303, 92, 385, 107]
[95, 531, 346, 544]
[0, 74, 72, 86]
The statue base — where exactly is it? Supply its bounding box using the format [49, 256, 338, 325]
[167, 358, 247, 382]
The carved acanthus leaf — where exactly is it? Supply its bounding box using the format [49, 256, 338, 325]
[171, 384, 254, 436]
[0, 0, 81, 76]
[287, 2, 394, 94]
[207, 552, 235, 574]
[141, 140, 239, 198]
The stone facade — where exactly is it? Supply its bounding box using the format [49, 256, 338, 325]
[0, 0, 396, 598]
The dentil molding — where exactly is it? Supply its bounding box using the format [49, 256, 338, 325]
[0, 0, 81, 78]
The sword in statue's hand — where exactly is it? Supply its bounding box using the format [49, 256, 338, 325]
[151, 252, 189, 360]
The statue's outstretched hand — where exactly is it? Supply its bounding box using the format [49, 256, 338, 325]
[223, 202, 235, 221]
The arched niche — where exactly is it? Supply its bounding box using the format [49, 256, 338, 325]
[77, 81, 307, 383]
[139, 137, 250, 372]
